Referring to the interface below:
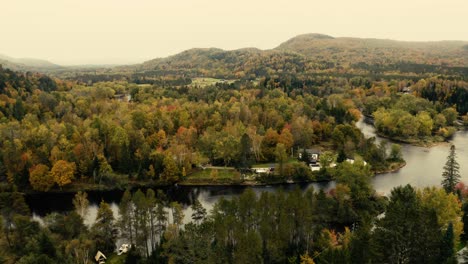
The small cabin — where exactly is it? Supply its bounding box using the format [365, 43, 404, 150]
[253, 167, 273, 174]
[401, 87, 412, 94]
[309, 163, 321, 171]
[118, 244, 131, 255]
[346, 158, 367, 166]
[95, 251, 107, 264]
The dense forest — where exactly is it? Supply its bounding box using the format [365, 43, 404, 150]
[0, 33, 467, 263]
[1, 64, 466, 192]
[1, 162, 467, 263]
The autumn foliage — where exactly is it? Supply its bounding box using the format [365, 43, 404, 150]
[29, 164, 54, 191]
[50, 160, 76, 188]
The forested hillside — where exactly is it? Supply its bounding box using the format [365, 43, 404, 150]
[0, 54, 62, 72]
[0, 61, 467, 192]
[276, 33, 468, 67]
[58, 34, 468, 85]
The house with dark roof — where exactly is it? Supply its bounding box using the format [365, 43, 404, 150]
[298, 148, 321, 164]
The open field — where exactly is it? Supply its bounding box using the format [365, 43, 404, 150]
[190, 77, 236, 87]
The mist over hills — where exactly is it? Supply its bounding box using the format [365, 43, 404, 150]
[112, 34, 467, 80]
[0, 54, 62, 71]
[136, 33, 468, 69]
[1, 34, 467, 77]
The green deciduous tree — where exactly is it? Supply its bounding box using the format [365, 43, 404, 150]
[418, 187, 462, 244]
[161, 154, 180, 183]
[275, 143, 288, 177]
[389, 144, 403, 162]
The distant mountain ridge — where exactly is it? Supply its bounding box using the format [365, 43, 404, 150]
[119, 47, 311, 79]
[275, 33, 468, 67]
[116, 34, 467, 80]
[2, 34, 468, 77]
[0, 54, 62, 71]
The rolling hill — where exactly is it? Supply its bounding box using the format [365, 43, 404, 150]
[275, 33, 468, 67]
[0, 54, 62, 71]
[30, 34, 468, 81]
[113, 34, 468, 80]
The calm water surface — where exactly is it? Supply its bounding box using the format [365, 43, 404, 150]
[356, 119, 468, 194]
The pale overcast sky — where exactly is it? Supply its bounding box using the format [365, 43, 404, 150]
[1, 0, 467, 65]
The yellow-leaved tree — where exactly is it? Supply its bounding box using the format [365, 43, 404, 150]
[418, 187, 463, 244]
[29, 164, 54, 192]
[51, 160, 76, 189]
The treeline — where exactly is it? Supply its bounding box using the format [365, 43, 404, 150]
[353, 62, 468, 77]
[162, 184, 462, 264]
[413, 78, 468, 114]
[0, 162, 465, 263]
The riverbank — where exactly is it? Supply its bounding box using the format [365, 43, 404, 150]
[18, 160, 408, 195]
[13, 159, 406, 195]
[359, 116, 460, 147]
[374, 131, 449, 147]
[373, 161, 406, 174]
[21, 179, 172, 195]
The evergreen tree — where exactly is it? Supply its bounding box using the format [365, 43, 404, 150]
[38, 232, 56, 258]
[441, 145, 460, 193]
[191, 199, 207, 224]
[337, 149, 347, 163]
[237, 133, 254, 169]
[299, 149, 309, 163]
[13, 98, 25, 121]
[462, 202, 468, 243]
[125, 246, 142, 264]
[91, 201, 117, 254]
[132, 189, 150, 257]
[440, 222, 456, 264]
[372, 185, 442, 264]
[118, 189, 134, 245]
[349, 223, 373, 264]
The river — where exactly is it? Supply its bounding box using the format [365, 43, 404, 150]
[356, 119, 468, 194]
[28, 120, 468, 226]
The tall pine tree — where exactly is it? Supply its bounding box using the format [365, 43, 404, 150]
[440, 222, 456, 264]
[441, 145, 460, 193]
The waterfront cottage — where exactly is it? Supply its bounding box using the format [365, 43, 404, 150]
[298, 148, 321, 164]
[95, 251, 107, 264]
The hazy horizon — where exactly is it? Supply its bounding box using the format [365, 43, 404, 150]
[1, 0, 467, 65]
